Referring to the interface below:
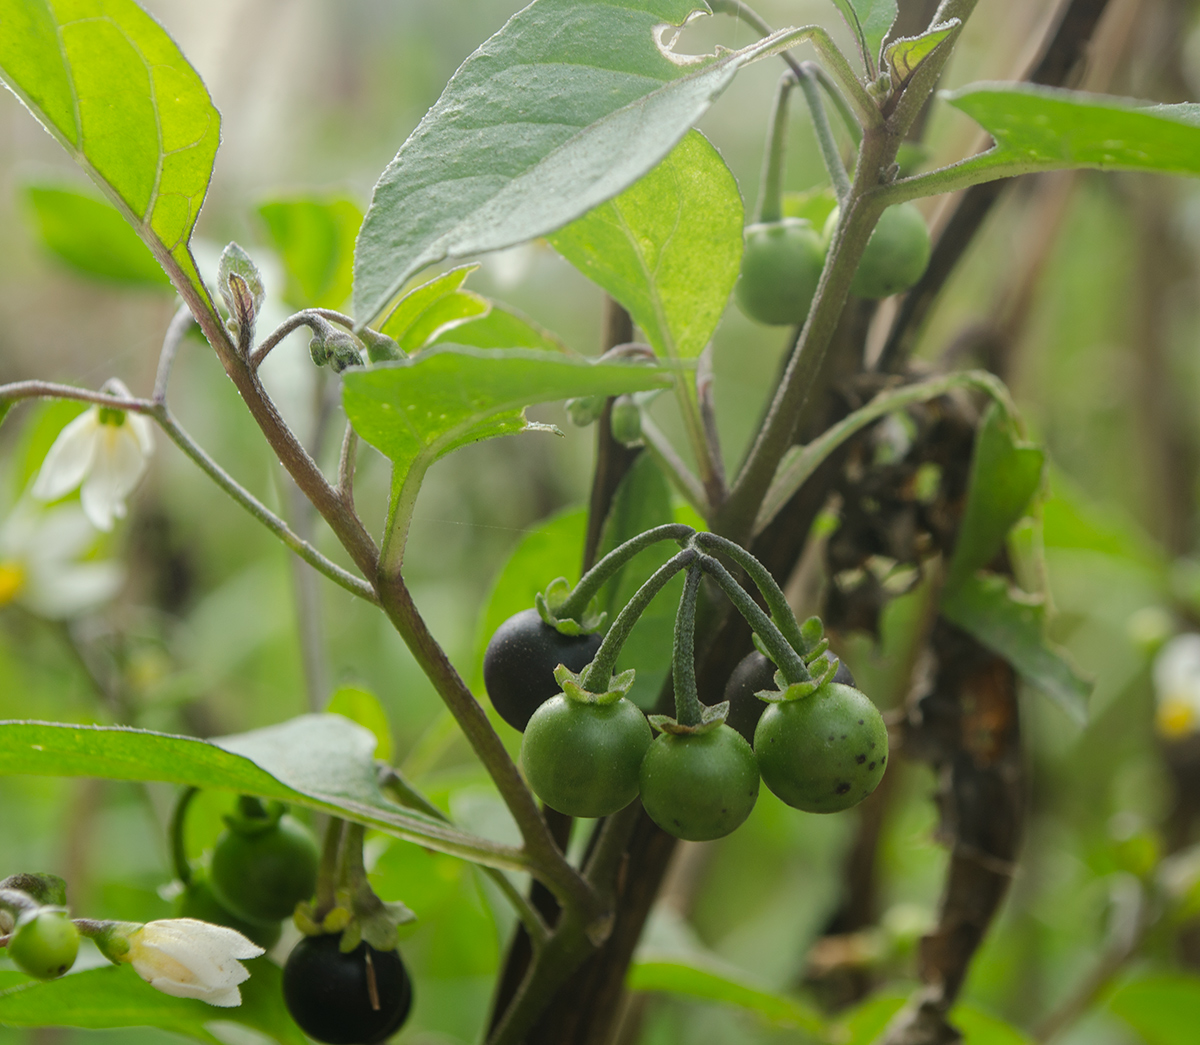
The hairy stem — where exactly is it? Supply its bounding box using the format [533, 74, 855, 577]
[797, 61, 852, 201]
[671, 566, 705, 727]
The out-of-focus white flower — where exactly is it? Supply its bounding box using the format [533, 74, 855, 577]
[31, 381, 153, 531]
[122, 919, 263, 1007]
[0, 500, 122, 618]
[1153, 634, 1200, 738]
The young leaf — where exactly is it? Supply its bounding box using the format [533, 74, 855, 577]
[0, 716, 531, 873]
[944, 403, 1044, 594]
[341, 348, 673, 484]
[431, 303, 571, 354]
[0, 960, 305, 1045]
[884, 21, 957, 89]
[396, 290, 490, 353]
[827, 0, 896, 76]
[326, 684, 395, 763]
[893, 84, 1200, 200]
[353, 0, 820, 325]
[22, 184, 172, 288]
[0, 0, 219, 297]
[941, 572, 1091, 723]
[549, 131, 743, 362]
[628, 954, 823, 1032]
[1109, 972, 1200, 1045]
[256, 197, 362, 310]
[378, 265, 479, 344]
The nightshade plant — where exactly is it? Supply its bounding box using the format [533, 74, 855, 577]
[5, 0, 1200, 1043]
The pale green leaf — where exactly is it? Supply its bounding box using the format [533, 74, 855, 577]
[341, 348, 673, 484]
[257, 197, 362, 310]
[936, 84, 1200, 186]
[397, 290, 490, 352]
[326, 684, 395, 763]
[829, 0, 896, 73]
[22, 183, 172, 288]
[0, 0, 220, 295]
[951, 1005, 1032, 1045]
[941, 572, 1091, 722]
[549, 130, 742, 362]
[628, 954, 823, 1032]
[944, 403, 1044, 594]
[353, 0, 810, 324]
[1109, 972, 1200, 1045]
[431, 302, 571, 354]
[0, 960, 304, 1045]
[884, 21, 956, 87]
[0, 716, 529, 873]
[378, 265, 479, 343]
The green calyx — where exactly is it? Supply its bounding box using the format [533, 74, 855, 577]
[223, 795, 287, 836]
[553, 663, 634, 706]
[649, 700, 730, 736]
[755, 656, 840, 704]
[535, 578, 604, 636]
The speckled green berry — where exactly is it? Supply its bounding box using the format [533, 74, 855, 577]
[8, 909, 78, 980]
[754, 683, 888, 813]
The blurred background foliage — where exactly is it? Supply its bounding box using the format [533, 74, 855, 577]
[5, 0, 1200, 1043]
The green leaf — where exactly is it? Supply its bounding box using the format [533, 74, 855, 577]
[549, 130, 743, 362]
[431, 303, 571, 354]
[353, 0, 808, 324]
[0, 716, 530, 873]
[257, 196, 362, 310]
[473, 506, 588, 687]
[0, 960, 304, 1045]
[396, 290, 490, 353]
[884, 21, 956, 88]
[944, 403, 1044, 594]
[627, 954, 823, 1032]
[378, 265, 479, 345]
[941, 572, 1091, 723]
[940, 83, 1200, 185]
[22, 184, 172, 288]
[951, 1004, 1032, 1045]
[1109, 972, 1200, 1045]
[783, 187, 839, 230]
[325, 684, 395, 763]
[829, 0, 897, 73]
[0, 0, 219, 296]
[341, 348, 673, 485]
[832, 991, 907, 1045]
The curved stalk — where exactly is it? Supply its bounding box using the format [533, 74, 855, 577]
[671, 566, 705, 727]
[168, 787, 200, 885]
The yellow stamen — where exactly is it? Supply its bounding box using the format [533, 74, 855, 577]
[0, 561, 25, 606]
[1157, 697, 1196, 738]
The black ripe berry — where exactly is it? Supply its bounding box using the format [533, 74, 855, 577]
[483, 607, 602, 731]
[282, 933, 412, 1045]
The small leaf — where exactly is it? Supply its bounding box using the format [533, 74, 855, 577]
[1109, 971, 1200, 1045]
[397, 290, 490, 353]
[0, 960, 305, 1045]
[257, 196, 362, 310]
[941, 572, 1091, 723]
[940, 83, 1200, 185]
[431, 302, 571, 354]
[22, 184, 173, 288]
[827, 0, 896, 75]
[341, 348, 673, 485]
[549, 130, 743, 362]
[326, 685, 395, 763]
[628, 954, 823, 1032]
[217, 243, 266, 331]
[0, 0, 219, 297]
[378, 265, 479, 344]
[353, 0, 804, 324]
[884, 21, 957, 88]
[945, 403, 1044, 594]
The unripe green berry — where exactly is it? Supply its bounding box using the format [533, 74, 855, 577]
[734, 219, 826, 326]
[9, 909, 79, 980]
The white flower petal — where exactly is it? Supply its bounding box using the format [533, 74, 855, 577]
[79, 424, 149, 531]
[23, 562, 124, 618]
[127, 920, 262, 1008]
[25, 503, 100, 564]
[32, 411, 100, 502]
[1155, 634, 1200, 713]
[127, 411, 154, 456]
[144, 976, 242, 1007]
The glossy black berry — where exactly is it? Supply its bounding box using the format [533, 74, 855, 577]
[483, 607, 603, 731]
[283, 933, 413, 1045]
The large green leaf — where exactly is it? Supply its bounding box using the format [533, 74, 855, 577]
[0, 0, 219, 295]
[628, 954, 823, 1032]
[341, 348, 673, 485]
[22, 183, 172, 288]
[549, 131, 742, 362]
[0, 960, 303, 1045]
[1109, 972, 1200, 1045]
[0, 716, 529, 873]
[941, 572, 1091, 723]
[944, 404, 1044, 594]
[353, 0, 811, 324]
[936, 84, 1200, 185]
[257, 197, 362, 310]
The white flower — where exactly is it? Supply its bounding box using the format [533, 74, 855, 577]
[32, 381, 153, 531]
[123, 919, 264, 1007]
[0, 500, 122, 618]
[1153, 634, 1200, 738]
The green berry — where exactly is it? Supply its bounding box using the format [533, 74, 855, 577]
[734, 219, 826, 326]
[850, 203, 931, 299]
[8, 909, 79, 980]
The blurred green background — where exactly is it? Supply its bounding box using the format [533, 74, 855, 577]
[5, 1, 1200, 1043]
